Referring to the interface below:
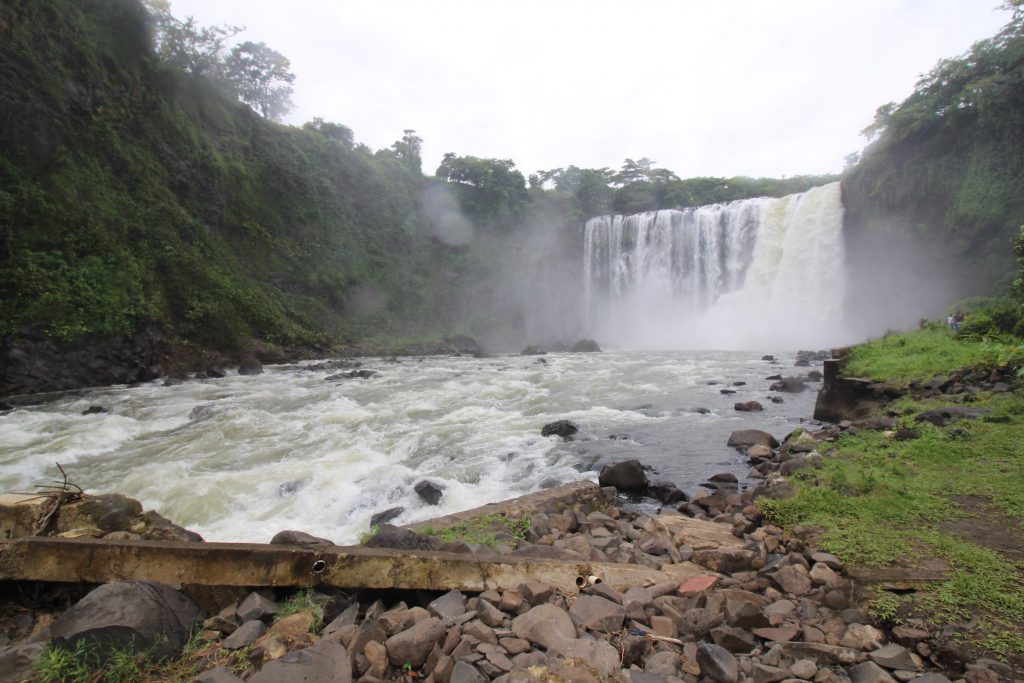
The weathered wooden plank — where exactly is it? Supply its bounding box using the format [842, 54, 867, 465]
[0, 538, 713, 592]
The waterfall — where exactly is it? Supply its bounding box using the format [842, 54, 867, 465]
[582, 182, 846, 349]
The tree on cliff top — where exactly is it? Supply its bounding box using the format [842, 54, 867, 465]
[224, 41, 295, 121]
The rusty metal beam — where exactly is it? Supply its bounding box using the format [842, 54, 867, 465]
[0, 538, 712, 592]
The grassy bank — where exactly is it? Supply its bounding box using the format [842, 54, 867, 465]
[762, 327, 1024, 661]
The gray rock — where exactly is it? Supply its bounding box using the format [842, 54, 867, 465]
[221, 620, 267, 649]
[450, 661, 487, 683]
[847, 660, 897, 683]
[629, 672, 667, 683]
[568, 594, 625, 633]
[476, 598, 506, 628]
[868, 643, 920, 671]
[541, 420, 578, 438]
[789, 658, 817, 679]
[385, 617, 445, 667]
[734, 401, 764, 412]
[428, 590, 467, 620]
[237, 592, 278, 622]
[322, 603, 359, 635]
[195, 666, 245, 683]
[249, 640, 350, 683]
[269, 530, 334, 547]
[550, 639, 621, 678]
[751, 662, 789, 683]
[697, 642, 738, 683]
[773, 565, 812, 596]
[726, 429, 779, 449]
[710, 625, 756, 653]
[644, 650, 680, 676]
[677, 607, 724, 637]
[363, 524, 442, 551]
[51, 581, 201, 660]
[910, 675, 951, 683]
[597, 459, 648, 491]
[0, 642, 47, 683]
[511, 604, 576, 649]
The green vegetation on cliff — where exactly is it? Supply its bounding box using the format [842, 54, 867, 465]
[0, 0, 459, 355]
[843, 4, 1024, 297]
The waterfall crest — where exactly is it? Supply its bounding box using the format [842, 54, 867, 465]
[582, 182, 846, 349]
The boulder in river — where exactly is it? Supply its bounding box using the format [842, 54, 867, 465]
[570, 339, 602, 353]
[726, 429, 779, 449]
[414, 480, 445, 505]
[770, 376, 807, 392]
[237, 357, 264, 375]
[598, 459, 648, 492]
[51, 580, 202, 660]
[541, 419, 578, 438]
[734, 401, 763, 412]
[370, 507, 405, 526]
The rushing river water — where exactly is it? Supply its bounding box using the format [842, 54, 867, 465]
[0, 350, 822, 544]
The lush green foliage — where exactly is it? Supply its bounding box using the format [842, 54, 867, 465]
[843, 5, 1024, 296]
[0, 0, 459, 351]
[843, 325, 1024, 383]
[415, 514, 531, 549]
[276, 588, 326, 633]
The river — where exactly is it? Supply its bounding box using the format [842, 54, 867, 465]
[0, 350, 821, 544]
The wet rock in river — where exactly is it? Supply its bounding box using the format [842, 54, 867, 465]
[597, 459, 648, 492]
[414, 480, 445, 505]
[269, 530, 334, 547]
[734, 400, 763, 412]
[370, 506, 405, 526]
[541, 419, 578, 438]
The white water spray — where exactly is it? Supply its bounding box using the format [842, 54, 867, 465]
[583, 182, 846, 349]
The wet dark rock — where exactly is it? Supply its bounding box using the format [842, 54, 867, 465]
[363, 524, 442, 551]
[541, 419, 578, 438]
[370, 507, 405, 526]
[326, 369, 377, 380]
[762, 355, 775, 361]
[646, 481, 688, 504]
[720, 388, 737, 395]
[727, 430, 779, 449]
[237, 357, 264, 375]
[81, 405, 108, 415]
[686, 407, 712, 414]
[414, 480, 445, 505]
[276, 479, 305, 496]
[189, 404, 216, 420]
[806, 369, 823, 381]
[269, 530, 334, 548]
[608, 433, 631, 440]
[206, 365, 226, 379]
[769, 377, 807, 392]
[894, 428, 920, 441]
[915, 406, 991, 426]
[571, 338, 602, 352]
[598, 459, 648, 491]
[520, 346, 546, 356]
[709, 472, 738, 484]
[734, 401, 763, 412]
[51, 581, 202, 660]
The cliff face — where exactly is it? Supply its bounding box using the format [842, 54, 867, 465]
[840, 11, 1024, 330]
[0, 0, 458, 394]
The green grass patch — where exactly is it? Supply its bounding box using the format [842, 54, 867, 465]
[411, 514, 530, 550]
[760, 372, 1024, 659]
[275, 588, 325, 633]
[844, 325, 1024, 384]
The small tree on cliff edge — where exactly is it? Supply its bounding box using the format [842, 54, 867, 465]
[225, 41, 295, 121]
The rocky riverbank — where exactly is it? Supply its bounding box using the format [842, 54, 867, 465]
[1, 422, 1012, 682]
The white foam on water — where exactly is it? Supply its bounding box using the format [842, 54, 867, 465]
[0, 350, 819, 543]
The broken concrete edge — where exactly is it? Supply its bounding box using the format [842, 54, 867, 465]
[0, 536, 718, 594]
[400, 480, 611, 536]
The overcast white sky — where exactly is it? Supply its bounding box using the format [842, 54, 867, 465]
[169, 0, 1010, 179]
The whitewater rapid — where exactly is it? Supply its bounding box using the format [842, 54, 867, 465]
[0, 351, 819, 543]
[583, 182, 846, 349]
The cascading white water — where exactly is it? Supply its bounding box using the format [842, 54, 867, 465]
[583, 182, 846, 349]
